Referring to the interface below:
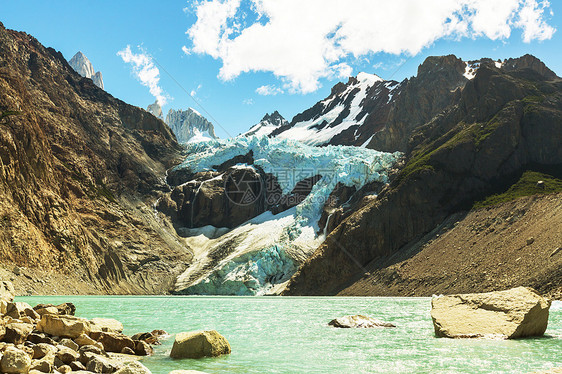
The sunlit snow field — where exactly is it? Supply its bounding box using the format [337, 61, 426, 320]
[19, 296, 562, 374]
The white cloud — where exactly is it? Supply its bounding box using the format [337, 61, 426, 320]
[243, 98, 254, 105]
[187, 0, 556, 93]
[182, 45, 191, 55]
[256, 85, 284, 96]
[117, 45, 168, 105]
[190, 84, 203, 97]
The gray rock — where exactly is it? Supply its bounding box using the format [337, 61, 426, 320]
[165, 108, 217, 143]
[328, 315, 396, 328]
[69, 51, 104, 90]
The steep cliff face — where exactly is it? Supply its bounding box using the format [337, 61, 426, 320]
[284, 59, 562, 296]
[242, 111, 287, 137]
[0, 22, 190, 294]
[68, 51, 104, 90]
[165, 108, 217, 143]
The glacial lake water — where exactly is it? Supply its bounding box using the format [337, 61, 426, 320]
[18, 296, 562, 374]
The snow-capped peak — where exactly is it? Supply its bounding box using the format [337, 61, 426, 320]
[166, 108, 217, 143]
[242, 111, 288, 137]
[356, 72, 384, 85]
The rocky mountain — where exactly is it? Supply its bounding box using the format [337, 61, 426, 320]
[146, 100, 163, 120]
[0, 22, 190, 294]
[283, 55, 562, 297]
[68, 51, 104, 90]
[243, 111, 288, 137]
[268, 55, 558, 153]
[165, 108, 217, 143]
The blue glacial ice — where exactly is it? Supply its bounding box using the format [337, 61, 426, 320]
[173, 136, 402, 295]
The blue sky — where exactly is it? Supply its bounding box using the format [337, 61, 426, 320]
[1, 0, 560, 138]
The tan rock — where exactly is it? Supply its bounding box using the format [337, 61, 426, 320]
[431, 286, 551, 338]
[58, 364, 72, 373]
[34, 306, 59, 316]
[4, 322, 34, 344]
[36, 314, 91, 338]
[75, 333, 98, 346]
[91, 318, 124, 333]
[0, 346, 32, 373]
[90, 331, 135, 353]
[56, 346, 80, 364]
[134, 340, 153, 356]
[0, 281, 15, 303]
[114, 361, 151, 374]
[328, 315, 396, 328]
[170, 330, 231, 359]
[30, 357, 53, 373]
[32, 343, 57, 359]
[59, 338, 79, 351]
[6, 302, 40, 320]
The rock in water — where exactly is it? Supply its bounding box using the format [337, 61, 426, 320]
[431, 286, 551, 338]
[170, 330, 231, 359]
[328, 315, 396, 328]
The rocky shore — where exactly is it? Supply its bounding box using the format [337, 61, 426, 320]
[0, 281, 165, 373]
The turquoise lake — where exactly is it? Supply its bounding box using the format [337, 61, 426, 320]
[17, 296, 562, 374]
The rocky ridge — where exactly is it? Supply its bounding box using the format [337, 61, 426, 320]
[165, 108, 217, 144]
[68, 52, 104, 90]
[242, 111, 288, 137]
[0, 22, 191, 294]
[284, 55, 562, 296]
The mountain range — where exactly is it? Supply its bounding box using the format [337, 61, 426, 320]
[0, 20, 561, 298]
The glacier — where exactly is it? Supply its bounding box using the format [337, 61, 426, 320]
[173, 135, 401, 295]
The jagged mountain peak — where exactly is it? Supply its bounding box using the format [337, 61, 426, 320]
[243, 111, 288, 137]
[147, 100, 163, 119]
[166, 107, 217, 143]
[68, 51, 104, 89]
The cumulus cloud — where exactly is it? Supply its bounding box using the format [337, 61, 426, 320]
[118, 45, 168, 105]
[256, 84, 284, 95]
[186, 0, 556, 93]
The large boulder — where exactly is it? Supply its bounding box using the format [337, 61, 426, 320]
[6, 301, 40, 320]
[0, 346, 32, 373]
[169, 330, 231, 359]
[36, 314, 91, 338]
[0, 281, 15, 303]
[4, 322, 34, 344]
[431, 287, 551, 338]
[328, 315, 396, 328]
[90, 331, 135, 353]
[90, 318, 124, 333]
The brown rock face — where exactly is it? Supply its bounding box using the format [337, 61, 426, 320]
[285, 59, 562, 296]
[430, 287, 551, 338]
[0, 22, 190, 293]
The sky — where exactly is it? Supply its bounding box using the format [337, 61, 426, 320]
[1, 0, 560, 138]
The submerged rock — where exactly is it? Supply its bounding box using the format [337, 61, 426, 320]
[170, 330, 231, 359]
[328, 315, 396, 328]
[431, 286, 551, 339]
